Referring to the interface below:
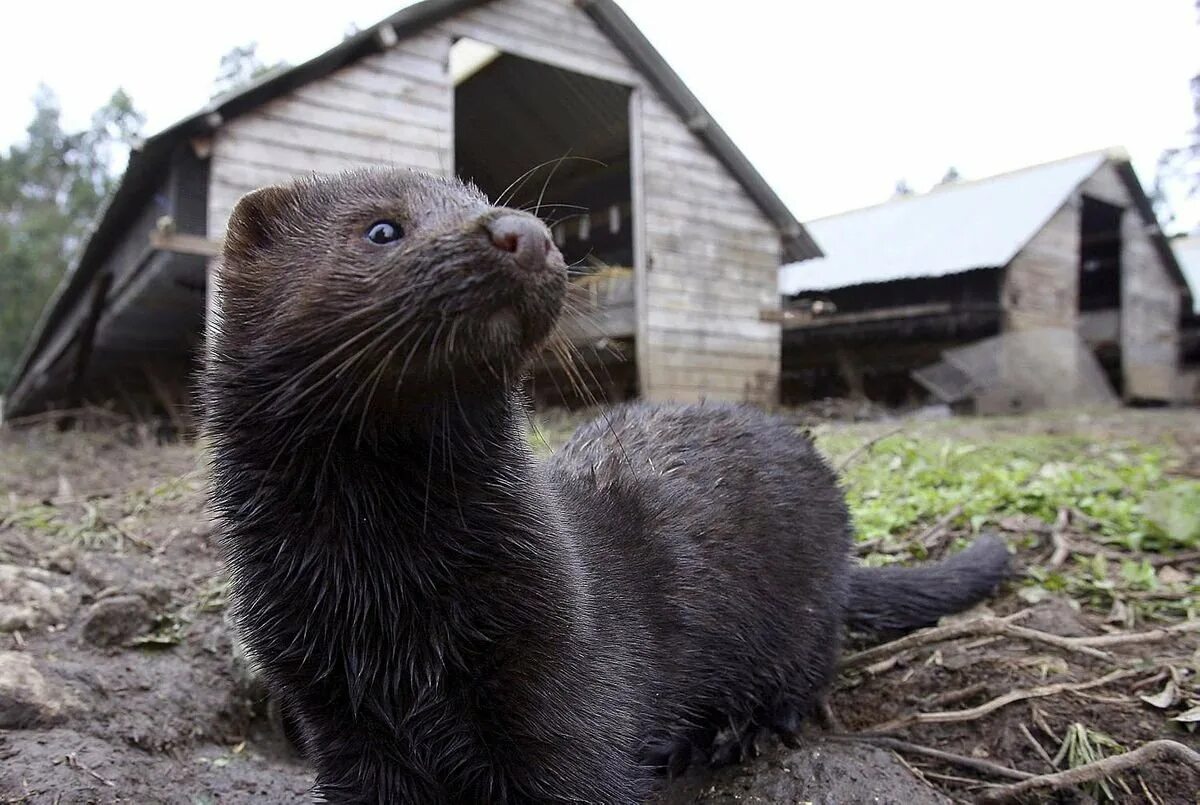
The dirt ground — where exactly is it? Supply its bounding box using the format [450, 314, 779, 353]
[1, 407, 1198, 804]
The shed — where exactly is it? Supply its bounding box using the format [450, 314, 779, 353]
[3, 0, 818, 422]
[777, 150, 1192, 407]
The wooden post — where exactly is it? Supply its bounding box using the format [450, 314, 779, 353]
[60, 272, 113, 429]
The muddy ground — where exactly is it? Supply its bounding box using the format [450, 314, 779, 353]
[1, 408, 1198, 804]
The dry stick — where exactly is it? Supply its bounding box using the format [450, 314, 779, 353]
[826, 735, 1034, 781]
[1067, 619, 1200, 647]
[1047, 507, 1071, 568]
[976, 740, 1200, 804]
[841, 611, 1123, 671]
[1018, 722, 1058, 772]
[835, 425, 905, 473]
[863, 668, 1140, 734]
[914, 504, 964, 550]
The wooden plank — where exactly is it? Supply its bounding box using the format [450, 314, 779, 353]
[324, 62, 450, 109]
[437, 19, 639, 86]
[359, 49, 449, 84]
[645, 220, 780, 257]
[290, 81, 452, 131]
[453, 0, 627, 66]
[213, 131, 447, 173]
[223, 115, 448, 161]
[377, 30, 453, 62]
[646, 308, 776, 340]
[254, 104, 451, 152]
[646, 325, 778, 350]
[629, 87, 651, 402]
[149, 231, 223, 258]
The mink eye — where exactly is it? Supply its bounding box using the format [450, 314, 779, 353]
[365, 220, 403, 244]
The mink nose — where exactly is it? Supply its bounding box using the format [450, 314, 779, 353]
[485, 215, 553, 269]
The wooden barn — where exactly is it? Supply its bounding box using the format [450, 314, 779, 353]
[3, 0, 818, 422]
[777, 150, 1194, 409]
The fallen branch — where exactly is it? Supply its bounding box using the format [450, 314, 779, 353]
[827, 734, 1034, 781]
[1068, 619, 1200, 647]
[915, 505, 964, 551]
[863, 668, 1140, 734]
[1018, 722, 1057, 772]
[976, 740, 1200, 803]
[836, 426, 904, 473]
[841, 611, 1120, 670]
[843, 611, 1029, 670]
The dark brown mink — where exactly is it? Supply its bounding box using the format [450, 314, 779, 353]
[202, 168, 1010, 804]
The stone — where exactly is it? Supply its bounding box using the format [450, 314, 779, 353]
[656, 740, 952, 805]
[0, 564, 70, 632]
[0, 651, 64, 728]
[80, 595, 152, 647]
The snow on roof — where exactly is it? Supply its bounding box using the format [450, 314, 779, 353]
[779, 151, 1110, 295]
[1175, 235, 1200, 314]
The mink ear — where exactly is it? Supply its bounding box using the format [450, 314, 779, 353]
[223, 185, 294, 258]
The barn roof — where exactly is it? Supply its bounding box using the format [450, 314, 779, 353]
[779, 152, 1115, 295]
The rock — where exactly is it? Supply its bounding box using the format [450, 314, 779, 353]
[80, 595, 152, 647]
[0, 564, 70, 632]
[0, 652, 65, 728]
[655, 740, 951, 805]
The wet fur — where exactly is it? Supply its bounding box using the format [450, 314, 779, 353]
[203, 169, 1009, 803]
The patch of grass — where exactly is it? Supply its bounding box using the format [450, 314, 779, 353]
[822, 433, 1187, 552]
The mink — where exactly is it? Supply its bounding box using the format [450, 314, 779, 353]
[202, 168, 1009, 804]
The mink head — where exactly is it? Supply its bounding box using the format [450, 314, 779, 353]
[211, 168, 567, 417]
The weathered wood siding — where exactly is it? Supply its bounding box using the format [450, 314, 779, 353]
[635, 94, 781, 405]
[1079, 165, 1182, 402]
[1002, 200, 1081, 332]
[207, 34, 455, 236]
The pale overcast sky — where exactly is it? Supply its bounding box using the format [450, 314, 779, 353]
[1, 1, 1197, 227]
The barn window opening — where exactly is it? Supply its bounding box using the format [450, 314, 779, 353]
[452, 39, 633, 271]
[1078, 196, 1123, 312]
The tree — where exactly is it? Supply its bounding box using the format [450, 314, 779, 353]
[213, 42, 286, 98]
[0, 86, 144, 390]
[893, 179, 914, 198]
[937, 166, 961, 186]
[1153, 73, 1199, 233]
[1153, 1, 1199, 233]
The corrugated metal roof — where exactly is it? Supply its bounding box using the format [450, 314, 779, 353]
[1175, 235, 1200, 314]
[780, 152, 1109, 295]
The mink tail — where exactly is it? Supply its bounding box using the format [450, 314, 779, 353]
[844, 533, 1011, 635]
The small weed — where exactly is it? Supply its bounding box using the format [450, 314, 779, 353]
[1053, 723, 1129, 801]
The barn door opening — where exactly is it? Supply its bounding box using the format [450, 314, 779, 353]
[1078, 195, 1124, 393]
[451, 38, 636, 406]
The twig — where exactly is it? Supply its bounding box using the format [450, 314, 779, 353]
[1047, 507, 1071, 568]
[864, 668, 1140, 734]
[843, 611, 1029, 670]
[922, 681, 988, 709]
[1018, 722, 1057, 772]
[1148, 549, 1200, 567]
[1067, 619, 1200, 647]
[841, 611, 1120, 670]
[826, 734, 1034, 781]
[835, 425, 904, 473]
[976, 740, 1200, 803]
[914, 505, 964, 551]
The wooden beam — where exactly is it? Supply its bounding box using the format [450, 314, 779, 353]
[781, 302, 956, 331]
[60, 272, 114, 429]
[149, 231, 223, 259]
